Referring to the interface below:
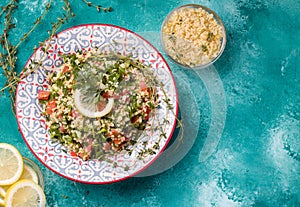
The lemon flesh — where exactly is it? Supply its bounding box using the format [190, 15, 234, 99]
[0, 143, 23, 186]
[20, 164, 38, 184]
[74, 89, 114, 118]
[0, 186, 6, 198]
[0, 196, 4, 206]
[0, 162, 39, 199]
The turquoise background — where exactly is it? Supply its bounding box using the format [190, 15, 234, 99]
[0, 0, 299, 206]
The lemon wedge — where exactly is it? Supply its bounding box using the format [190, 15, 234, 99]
[5, 179, 46, 207]
[74, 89, 114, 118]
[0, 143, 23, 186]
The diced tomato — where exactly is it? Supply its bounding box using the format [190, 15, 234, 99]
[70, 151, 89, 160]
[70, 151, 77, 157]
[139, 80, 147, 91]
[130, 116, 139, 124]
[113, 94, 121, 100]
[84, 140, 93, 158]
[120, 89, 128, 96]
[113, 139, 122, 145]
[104, 142, 111, 151]
[144, 106, 151, 121]
[97, 101, 106, 111]
[102, 91, 110, 99]
[46, 100, 56, 115]
[59, 125, 67, 133]
[57, 113, 63, 119]
[46, 107, 52, 115]
[131, 106, 151, 125]
[78, 152, 84, 158]
[139, 81, 154, 97]
[48, 100, 56, 107]
[78, 152, 89, 161]
[107, 129, 120, 138]
[71, 110, 80, 118]
[62, 65, 71, 73]
[85, 145, 92, 154]
[37, 90, 50, 100]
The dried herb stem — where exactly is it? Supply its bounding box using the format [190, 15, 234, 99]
[0, 0, 15, 18]
[0, 0, 75, 115]
[0, 0, 18, 112]
[1, 0, 113, 104]
[81, 0, 113, 12]
[14, 0, 53, 52]
[20, 0, 74, 81]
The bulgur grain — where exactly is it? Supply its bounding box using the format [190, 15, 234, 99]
[162, 6, 224, 67]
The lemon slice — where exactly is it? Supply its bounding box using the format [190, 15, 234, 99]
[0, 162, 39, 199]
[0, 196, 4, 207]
[0, 186, 6, 198]
[20, 163, 38, 184]
[5, 179, 46, 207]
[74, 89, 114, 118]
[0, 143, 24, 186]
[0, 191, 4, 207]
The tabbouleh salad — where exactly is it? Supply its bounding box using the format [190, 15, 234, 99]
[38, 50, 161, 160]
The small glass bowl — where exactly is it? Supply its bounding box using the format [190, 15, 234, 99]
[23, 157, 44, 189]
[160, 4, 226, 69]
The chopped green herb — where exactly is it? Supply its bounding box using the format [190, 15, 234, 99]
[207, 32, 213, 41]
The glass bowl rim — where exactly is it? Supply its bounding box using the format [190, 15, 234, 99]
[23, 157, 45, 189]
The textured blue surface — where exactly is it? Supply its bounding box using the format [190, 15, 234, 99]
[0, 0, 299, 206]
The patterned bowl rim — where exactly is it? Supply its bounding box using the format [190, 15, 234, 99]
[15, 23, 178, 184]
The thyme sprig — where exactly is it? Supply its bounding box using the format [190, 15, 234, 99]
[17, 1, 52, 51]
[0, 0, 15, 18]
[1, 0, 54, 95]
[20, 0, 75, 82]
[0, 0, 75, 114]
[81, 0, 113, 12]
[0, 0, 19, 112]
[0, 0, 112, 115]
